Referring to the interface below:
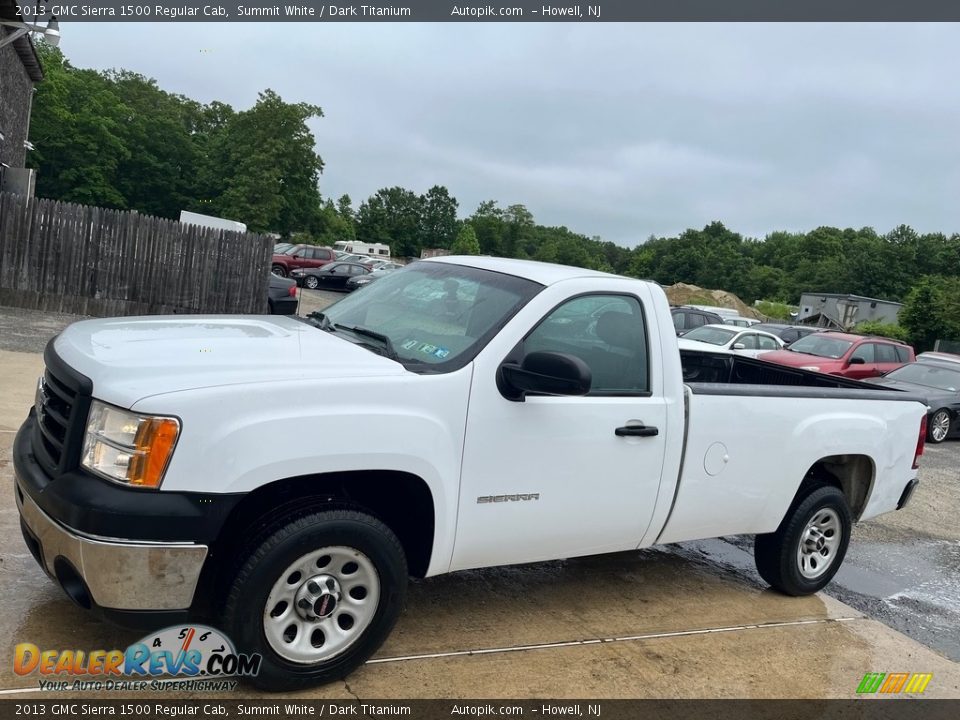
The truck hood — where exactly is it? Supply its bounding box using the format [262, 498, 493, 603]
[52, 315, 406, 408]
[759, 349, 841, 368]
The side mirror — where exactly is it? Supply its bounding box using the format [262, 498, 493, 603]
[498, 352, 592, 401]
[732, 343, 746, 350]
[848, 357, 866, 365]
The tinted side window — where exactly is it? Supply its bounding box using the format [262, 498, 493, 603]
[875, 344, 898, 363]
[758, 334, 779, 350]
[895, 346, 910, 363]
[851, 343, 875, 362]
[688, 313, 707, 329]
[672, 312, 685, 331]
[738, 334, 758, 349]
[526, 295, 649, 394]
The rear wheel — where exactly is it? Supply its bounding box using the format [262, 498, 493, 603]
[927, 409, 951, 444]
[754, 483, 851, 596]
[223, 510, 407, 691]
[271, 265, 287, 278]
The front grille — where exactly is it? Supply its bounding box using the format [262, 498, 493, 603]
[32, 344, 93, 477]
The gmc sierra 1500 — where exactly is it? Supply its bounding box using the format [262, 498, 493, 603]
[14, 257, 926, 690]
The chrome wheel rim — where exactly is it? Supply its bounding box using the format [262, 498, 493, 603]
[305, 276, 319, 289]
[263, 546, 380, 664]
[797, 508, 841, 579]
[930, 411, 950, 442]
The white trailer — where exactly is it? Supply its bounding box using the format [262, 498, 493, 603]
[333, 241, 391, 258]
[179, 210, 248, 233]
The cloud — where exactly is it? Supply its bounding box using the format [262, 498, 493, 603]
[59, 22, 960, 244]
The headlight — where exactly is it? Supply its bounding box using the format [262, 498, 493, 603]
[291, 269, 304, 275]
[81, 401, 180, 488]
[800, 366, 821, 372]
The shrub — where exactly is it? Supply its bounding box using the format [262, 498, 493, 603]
[852, 320, 911, 342]
[755, 300, 795, 322]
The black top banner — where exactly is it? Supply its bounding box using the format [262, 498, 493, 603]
[6, 0, 960, 22]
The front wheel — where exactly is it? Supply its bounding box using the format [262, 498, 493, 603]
[927, 409, 952, 444]
[754, 484, 851, 596]
[304, 275, 320, 290]
[223, 510, 408, 691]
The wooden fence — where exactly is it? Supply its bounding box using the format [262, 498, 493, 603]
[0, 192, 273, 316]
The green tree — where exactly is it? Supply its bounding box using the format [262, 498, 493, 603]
[419, 185, 459, 249]
[28, 44, 130, 207]
[450, 224, 481, 255]
[313, 199, 355, 245]
[469, 200, 505, 255]
[106, 70, 199, 218]
[357, 187, 424, 257]
[900, 277, 960, 351]
[852, 321, 911, 342]
[213, 90, 324, 235]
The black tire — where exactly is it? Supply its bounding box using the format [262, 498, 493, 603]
[271, 265, 287, 278]
[927, 408, 951, 444]
[304, 275, 319, 290]
[754, 483, 851, 596]
[223, 510, 408, 692]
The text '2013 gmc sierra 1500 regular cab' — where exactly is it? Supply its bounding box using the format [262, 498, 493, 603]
[14, 257, 927, 690]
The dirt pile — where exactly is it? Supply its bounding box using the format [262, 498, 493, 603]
[663, 283, 764, 320]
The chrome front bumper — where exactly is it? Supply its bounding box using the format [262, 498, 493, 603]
[16, 478, 208, 611]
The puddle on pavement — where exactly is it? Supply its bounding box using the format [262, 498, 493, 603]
[676, 534, 960, 662]
[839, 540, 960, 611]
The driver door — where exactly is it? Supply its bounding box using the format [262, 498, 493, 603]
[451, 291, 669, 571]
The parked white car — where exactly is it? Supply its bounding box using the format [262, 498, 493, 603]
[724, 316, 761, 328]
[917, 351, 960, 366]
[677, 323, 784, 357]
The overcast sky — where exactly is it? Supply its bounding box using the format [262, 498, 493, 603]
[60, 23, 960, 246]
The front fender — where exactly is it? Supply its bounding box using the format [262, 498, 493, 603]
[133, 369, 473, 576]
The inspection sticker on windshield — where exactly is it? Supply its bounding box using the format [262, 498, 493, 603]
[400, 340, 450, 358]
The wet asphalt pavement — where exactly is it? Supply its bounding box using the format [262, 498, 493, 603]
[677, 440, 960, 661]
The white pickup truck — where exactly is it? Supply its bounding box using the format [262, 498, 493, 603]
[14, 257, 927, 690]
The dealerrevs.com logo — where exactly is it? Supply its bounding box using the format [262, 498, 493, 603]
[14, 625, 261, 692]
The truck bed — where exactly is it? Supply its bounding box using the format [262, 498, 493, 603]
[680, 349, 902, 391]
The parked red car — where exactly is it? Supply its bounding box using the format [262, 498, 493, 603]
[758, 331, 915, 379]
[271, 244, 336, 277]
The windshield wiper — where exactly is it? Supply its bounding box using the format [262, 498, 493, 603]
[306, 311, 334, 331]
[335, 324, 398, 360]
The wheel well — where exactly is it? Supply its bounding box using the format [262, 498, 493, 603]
[802, 455, 874, 521]
[194, 471, 435, 616]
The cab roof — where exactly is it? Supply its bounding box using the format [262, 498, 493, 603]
[425, 256, 623, 286]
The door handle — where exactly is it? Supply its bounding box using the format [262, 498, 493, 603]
[615, 425, 659, 437]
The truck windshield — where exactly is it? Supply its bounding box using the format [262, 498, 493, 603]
[316, 262, 543, 372]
